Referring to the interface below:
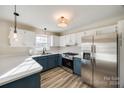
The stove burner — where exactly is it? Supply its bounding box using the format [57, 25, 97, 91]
[63, 52, 78, 56]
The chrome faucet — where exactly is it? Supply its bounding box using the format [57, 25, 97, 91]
[42, 47, 46, 54]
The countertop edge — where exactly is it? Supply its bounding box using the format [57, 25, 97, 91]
[0, 67, 42, 86]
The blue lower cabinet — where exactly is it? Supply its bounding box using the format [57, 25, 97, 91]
[33, 54, 62, 71]
[48, 54, 58, 69]
[38, 56, 48, 71]
[48, 55, 56, 69]
[0, 73, 41, 88]
[33, 56, 48, 71]
[54, 54, 59, 66]
[58, 54, 62, 66]
[73, 57, 81, 76]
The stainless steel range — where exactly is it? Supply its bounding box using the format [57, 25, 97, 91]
[62, 52, 78, 70]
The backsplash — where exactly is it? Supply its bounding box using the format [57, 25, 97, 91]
[59, 46, 81, 54]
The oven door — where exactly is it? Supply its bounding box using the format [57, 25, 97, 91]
[62, 58, 73, 70]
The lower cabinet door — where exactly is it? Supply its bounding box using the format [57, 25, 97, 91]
[33, 54, 60, 71]
[58, 54, 62, 66]
[48, 55, 56, 69]
[39, 57, 48, 71]
[54, 54, 59, 66]
[74, 57, 81, 75]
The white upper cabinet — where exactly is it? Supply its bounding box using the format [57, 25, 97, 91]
[81, 25, 116, 37]
[82, 30, 96, 37]
[75, 32, 82, 46]
[95, 25, 116, 35]
[65, 34, 70, 45]
[70, 34, 76, 45]
[60, 35, 66, 47]
[9, 28, 35, 47]
[65, 34, 76, 46]
[50, 35, 60, 47]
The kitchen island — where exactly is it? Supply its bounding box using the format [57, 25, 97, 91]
[0, 55, 43, 88]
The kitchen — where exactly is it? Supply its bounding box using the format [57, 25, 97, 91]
[0, 5, 124, 88]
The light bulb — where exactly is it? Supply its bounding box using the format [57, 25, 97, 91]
[13, 33, 17, 38]
[13, 33, 18, 41]
[15, 38, 18, 41]
[58, 23, 68, 27]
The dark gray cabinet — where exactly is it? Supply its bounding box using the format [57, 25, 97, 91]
[73, 57, 81, 76]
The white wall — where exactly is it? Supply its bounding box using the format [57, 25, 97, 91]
[0, 21, 29, 56]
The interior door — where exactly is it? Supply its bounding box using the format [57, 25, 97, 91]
[93, 32, 117, 88]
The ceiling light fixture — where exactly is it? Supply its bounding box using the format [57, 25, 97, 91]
[57, 16, 68, 28]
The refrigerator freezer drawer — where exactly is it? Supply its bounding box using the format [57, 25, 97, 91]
[81, 60, 93, 86]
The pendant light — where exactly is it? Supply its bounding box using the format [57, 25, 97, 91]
[44, 27, 47, 33]
[13, 5, 19, 39]
[43, 27, 47, 35]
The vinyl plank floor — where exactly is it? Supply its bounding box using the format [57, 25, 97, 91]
[41, 67, 90, 88]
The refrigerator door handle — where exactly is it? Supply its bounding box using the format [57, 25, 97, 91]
[94, 45, 96, 53]
[91, 44, 96, 66]
[93, 58, 96, 67]
[119, 32, 122, 47]
[92, 45, 96, 66]
[91, 45, 94, 53]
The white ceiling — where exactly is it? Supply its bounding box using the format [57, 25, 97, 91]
[0, 5, 124, 32]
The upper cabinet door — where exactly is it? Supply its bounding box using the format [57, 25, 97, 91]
[70, 34, 76, 45]
[65, 34, 76, 45]
[51, 35, 60, 47]
[65, 34, 70, 45]
[60, 35, 66, 47]
[76, 32, 82, 46]
[95, 25, 116, 35]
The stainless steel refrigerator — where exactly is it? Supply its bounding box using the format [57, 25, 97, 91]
[81, 32, 118, 88]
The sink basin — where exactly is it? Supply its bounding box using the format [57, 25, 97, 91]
[41, 53, 52, 55]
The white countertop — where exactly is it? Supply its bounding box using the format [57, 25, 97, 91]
[0, 53, 84, 86]
[0, 55, 43, 86]
[31, 53, 59, 58]
[74, 54, 90, 64]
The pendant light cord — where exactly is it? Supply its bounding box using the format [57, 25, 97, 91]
[14, 5, 19, 33]
[14, 5, 17, 33]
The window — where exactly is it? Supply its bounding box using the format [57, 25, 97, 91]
[35, 35, 49, 50]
